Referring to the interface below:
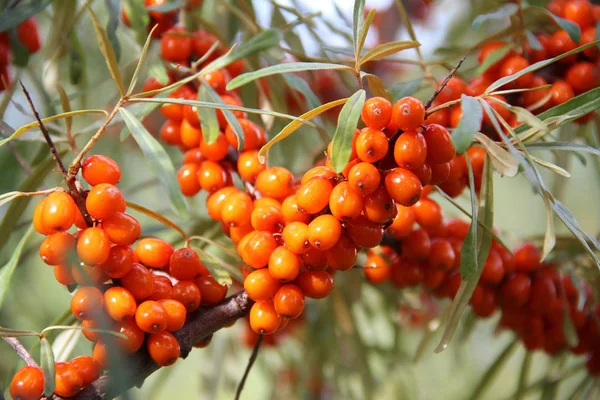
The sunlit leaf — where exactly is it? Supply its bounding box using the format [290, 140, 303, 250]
[362, 73, 393, 101]
[120, 108, 189, 218]
[259, 98, 348, 163]
[331, 90, 366, 173]
[389, 78, 423, 101]
[451, 95, 482, 154]
[357, 8, 376, 61]
[359, 40, 420, 65]
[474, 133, 519, 177]
[41, 337, 55, 396]
[542, 196, 556, 261]
[227, 62, 353, 91]
[459, 158, 479, 281]
[526, 141, 600, 157]
[472, 4, 518, 30]
[352, 0, 367, 56]
[0, 225, 34, 308]
[531, 155, 571, 178]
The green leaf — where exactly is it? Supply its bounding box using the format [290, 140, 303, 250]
[197, 84, 220, 145]
[68, 31, 85, 85]
[526, 86, 600, 127]
[526, 141, 600, 157]
[389, 78, 423, 101]
[487, 40, 599, 93]
[452, 95, 482, 154]
[40, 325, 127, 338]
[526, 31, 543, 51]
[119, 108, 189, 218]
[0, 225, 34, 308]
[8, 28, 30, 67]
[0, 327, 39, 337]
[203, 28, 281, 73]
[104, 0, 121, 61]
[532, 6, 581, 43]
[197, 253, 233, 286]
[352, 0, 366, 56]
[127, 25, 159, 95]
[472, 4, 518, 30]
[474, 43, 513, 76]
[227, 62, 353, 91]
[474, 133, 519, 177]
[362, 73, 393, 101]
[282, 73, 321, 110]
[331, 90, 366, 173]
[359, 40, 420, 65]
[148, 61, 170, 86]
[0, 0, 52, 32]
[85, 4, 125, 96]
[258, 98, 348, 163]
[459, 158, 479, 281]
[123, 0, 150, 42]
[41, 337, 55, 396]
[357, 8, 376, 60]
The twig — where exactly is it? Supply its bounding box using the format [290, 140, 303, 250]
[19, 81, 93, 227]
[3, 337, 39, 367]
[234, 334, 264, 400]
[61, 291, 253, 400]
[424, 52, 469, 109]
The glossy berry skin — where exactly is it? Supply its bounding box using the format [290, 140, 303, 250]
[514, 243, 541, 272]
[435, 77, 467, 103]
[326, 234, 357, 271]
[115, 319, 145, 353]
[355, 127, 389, 163]
[102, 212, 141, 246]
[161, 27, 192, 62]
[394, 130, 427, 169]
[54, 362, 84, 397]
[244, 268, 282, 301]
[347, 162, 381, 195]
[10, 366, 44, 400]
[135, 300, 168, 333]
[255, 167, 294, 199]
[282, 222, 310, 254]
[241, 231, 278, 269]
[136, 238, 174, 269]
[297, 177, 333, 214]
[295, 271, 333, 299]
[121, 263, 156, 300]
[159, 299, 187, 332]
[384, 168, 423, 207]
[82, 155, 122, 186]
[169, 247, 205, 280]
[172, 281, 202, 311]
[268, 246, 302, 281]
[363, 253, 391, 284]
[69, 356, 101, 386]
[274, 284, 305, 319]
[86, 184, 126, 221]
[71, 286, 104, 320]
[308, 215, 342, 250]
[42, 191, 77, 232]
[329, 181, 364, 221]
[237, 150, 266, 183]
[499, 56, 533, 89]
[361, 97, 393, 129]
[39, 232, 75, 265]
[104, 287, 137, 321]
[194, 276, 227, 305]
[77, 227, 111, 265]
[147, 331, 181, 366]
[249, 300, 281, 334]
[177, 163, 202, 197]
[16, 18, 41, 53]
[423, 124, 456, 164]
[345, 216, 384, 248]
[566, 62, 600, 93]
[363, 186, 397, 224]
[100, 245, 134, 279]
[391, 97, 425, 131]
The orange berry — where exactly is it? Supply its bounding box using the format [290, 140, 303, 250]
[255, 167, 295, 199]
[514, 243, 541, 272]
[71, 286, 104, 320]
[160, 119, 182, 146]
[355, 127, 389, 163]
[328, 181, 363, 220]
[238, 150, 266, 183]
[180, 118, 202, 148]
[241, 231, 278, 268]
[178, 163, 202, 197]
[103, 286, 136, 321]
[229, 224, 254, 244]
[326, 234, 357, 271]
[308, 215, 342, 250]
[386, 204, 416, 238]
[550, 80, 575, 106]
[77, 227, 111, 265]
[363, 253, 391, 284]
[499, 55, 533, 89]
[402, 228, 431, 261]
[295, 271, 333, 299]
[172, 281, 202, 311]
[274, 284, 305, 319]
[110, 316, 142, 353]
[169, 247, 205, 280]
[86, 184, 126, 221]
[148, 331, 181, 366]
[281, 195, 311, 223]
[149, 275, 174, 301]
[249, 300, 281, 334]
[549, 30, 578, 63]
[521, 76, 551, 109]
[183, 148, 204, 164]
[566, 61, 600, 93]
[42, 191, 77, 232]
[436, 77, 467, 103]
[54, 263, 76, 286]
[82, 155, 121, 186]
[92, 341, 109, 369]
[121, 263, 155, 300]
[394, 130, 427, 169]
[282, 222, 310, 254]
[430, 162, 451, 185]
[71, 263, 108, 286]
[346, 216, 384, 248]
[69, 356, 100, 386]
[413, 198, 443, 229]
[102, 212, 141, 246]
[160, 27, 192, 62]
[10, 366, 44, 400]
[363, 186, 397, 224]
[428, 239, 456, 270]
[300, 166, 337, 185]
[391, 97, 425, 131]
[269, 246, 302, 281]
[199, 133, 230, 162]
[347, 162, 381, 195]
[226, 118, 267, 151]
[135, 300, 168, 333]
[244, 268, 282, 300]
[198, 160, 229, 193]
[136, 238, 174, 269]
[195, 275, 227, 305]
[297, 177, 334, 214]
[221, 191, 254, 227]
[423, 124, 456, 164]
[39, 232, 75, 265]
[54, 362, 84, 398]
[564, 0, 594, 29]
[33, 198, 52, 235]
[384, 168, 423, 206]
[100, 245, 134, 278]
[251, 205, 285, 232]
[206, 186, 239, 221]
[361, 96, 393, 129]
[159, 299, 187, 331]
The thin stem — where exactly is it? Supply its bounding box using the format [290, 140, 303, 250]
[6, 141, 33, 175]
[3, 337, 39, 367]
[424, 52, 469, 109]
[235, 334, 264, 400]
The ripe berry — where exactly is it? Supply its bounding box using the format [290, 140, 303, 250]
[102, 212, 141, 246]
[71, 286, 104, 320]
[180, 118, 202, 148]
[159, 299, 187, 331]
[136, 238, 174, 269]
[326, 234, 358, 271]
[169, 247, 205, 280]
[386, 205, 416, 239]
[402, 228, 431, 261]
[16, 18, 41, 53]
[301, 166, 337, 185]
[10, 366, 44, 400]
[355, 127, 389, 163]
[69, 356, 100, 386]
[92, 341, 109, 369]
[550, 80, 575, 106]
[549, 30, 577, 63]
[77, 227, 111, 265]
[564, 0, 594, 29]
[114, 319, 145, 353]
[238, 150, 266, 183]
[297, 177, 334, 214]
[148, 331, 181, 366]
[499, 56, 533, 89]
[39, 232, 75, 265]
[255, 167, 294, 199]
[478, 42, 511, 77]
[42, 191, 77, 232]
[361, 96, 393, 129]
[345, 216, 384, 248]
[328, 181, 364, 223]
[206, 186, 239, 221]
[251, 205, 285, 233]
[121, 263, 156, 300]
[226, 118, 267, 151]
[149, 275, 174, 301]
[268, 246, 302, 281]
[384, 168, 423, 207]
[347, 162, 381, 195]
[54, 264, 76, 286]
[363, 253, 391, 284]
[172, 281, 202, 311]
[391, 97, 425, 131]
[241, 231, 278, 269]
[480, 250, 505, 285]
[221, 191, 254, 227]
[82, 155, 122, 186]
[199, 133, 230, 162]
[308, 215, 342, 250]
[86, 184, 126, 221]
[104, 287, 137, 321]
[161, 27, 192, 62]
[435, 77, 467, 103]
[363, 186, 397, 224]
[54, 362, 84, 398]
[249, 300, 281, 334]
[135, 300, 168, 333]
[100, 245, 134, 278]
[282, 222, 310, 254]
[244, 268, 282, 301]
[281, 195, 311, 224]
[514, 243, 541, 272]
[528, 275, 558, 314]
[423, 124, 455, 164]
[566, 62, 600, 93]
[295, 271, 334, 299]
[274, 284, 305, 319]
[394, 130, 427, 169]
[177, 163, 202, 197]
[198, 160, 229, 192]
[195, 275, 227, 305]
[160, 119, 182, 146]
[413, 198, 443, 229]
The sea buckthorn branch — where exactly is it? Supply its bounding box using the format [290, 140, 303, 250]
[2, 337, 39, 367]
[19, 81, 93, 227]
[424, 52, 469, 110]
[61, 291, 252, 400]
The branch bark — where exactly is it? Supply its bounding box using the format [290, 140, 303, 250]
[58, 290, 252, 400]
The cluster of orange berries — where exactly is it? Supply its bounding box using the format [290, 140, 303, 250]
[0, 17, 41, 91]
[11, 154, 228, 399]
[121, 0, 203, 39]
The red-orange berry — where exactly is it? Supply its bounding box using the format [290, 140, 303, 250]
[237, 150, 266, 183]
[384, 168, 423, 207]
[10, 366, 44, 400]
[394, 130, 427, 169]
[355, 127, 389, 163]
[514, 243, 541, 272]
[147, 331, 181, 366]
[100, 245, 134, 278]
[308, 215, 342, 250]
[386, 205, 416, 238]
[160, 119, 182, 146]
[391, 97, 425, 131]
[77, 227, 111, 265]
[159, 299, 187, 332]
[86, 184, 126, 221]
[244, 268, 282, 301]
[198, 160, 229, 193]
[226, 118, 267, 151]
[69, 356, 100, 386]
[82, 155, 122, 186]
[194, 275, 227, 305]
[274, 284, 305, 319]
[566, 62, 600, 93]
[363, 253, 391, 284]
[329, 181, 364, 220]
[413, 198, 443, 229]
[363, 186, 397, 224]
[71, 286, 104, 320]
[269, 246, 302, 281]
[297, 177, 333, 214]
[564, 0, 594, 29]
[54, 362, 84, 398]
[428, 239, 456, 270]
[199, 133, 230, 162]
[104, 286, 137, 321]
[255, 167, 295, 199]
[436, 77, 467, 103]
[326, 234, 357, 271]
[423, 124, 456, 164]
[177, 163, 202, 197]
[136, 238, 174, 269]
[402, 228, 431, 261]
[361, 96, 393, 129]
[102, 212, 141, 246]
[54, 264, 76, 286]
[169, 247, 205, 280]
[172, 281, 202, 311]
[42, 191, 77, 232]
[295, 270, 333, 299]
[242, 231, 278, 268]
[39, 232, 75, 265]
[135, 300, 168, 333]
[550, 80, 575, 106]
[149, 275, 174, 301]
[347, 162, 381, 195]
[346, 216, 384, 248]
[250, 300, 281, 334]
[499, 55, 533, 89]
[121, 263, 155, 300]
[161, 27, 192, 62]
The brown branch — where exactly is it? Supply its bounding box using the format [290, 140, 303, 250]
[60, 291, 252, 400]
[424, 52, 469, 110]
[234, 334, 263, 400]
[19, 81, 93, 227]
[3, 337, 39, 367]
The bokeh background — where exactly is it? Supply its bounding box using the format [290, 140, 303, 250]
[1, 0, 598, 399]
